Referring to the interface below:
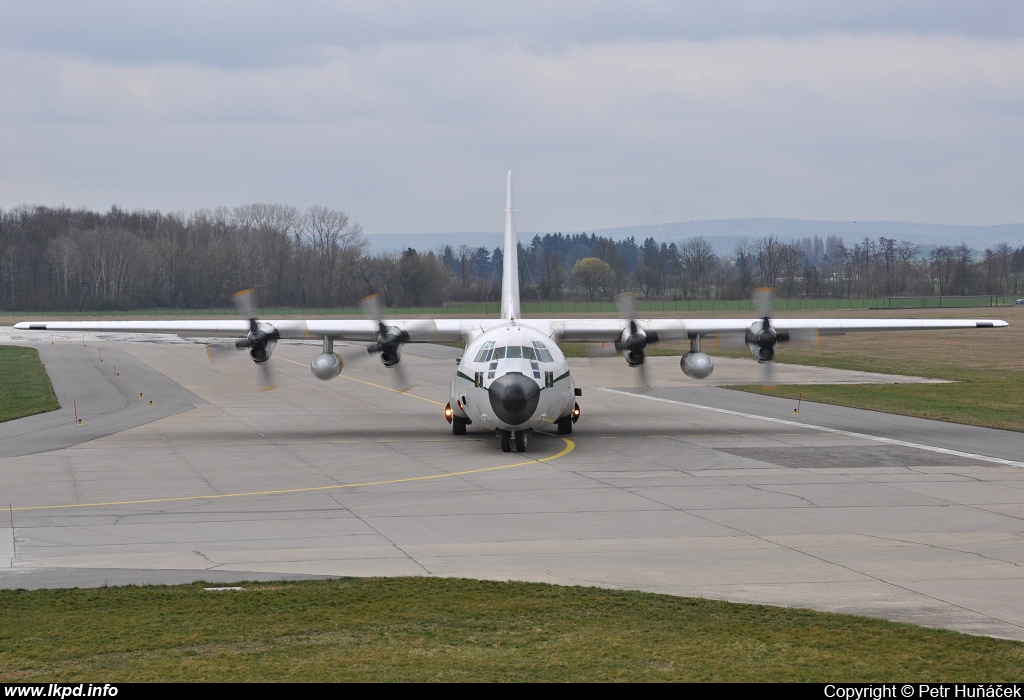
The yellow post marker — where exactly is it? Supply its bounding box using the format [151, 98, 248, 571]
[149, 400, 153, 406]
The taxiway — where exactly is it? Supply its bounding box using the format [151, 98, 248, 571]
[1, 335, 1022, 641]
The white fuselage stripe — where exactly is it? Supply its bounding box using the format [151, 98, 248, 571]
[597, 388, 1024, 469]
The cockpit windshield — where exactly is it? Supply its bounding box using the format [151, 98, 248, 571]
[473, 341, 555, 364]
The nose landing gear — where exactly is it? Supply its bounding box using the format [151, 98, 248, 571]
[498, 429, 529, 453]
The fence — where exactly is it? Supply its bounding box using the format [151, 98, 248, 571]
[4, 295, 1018, 318]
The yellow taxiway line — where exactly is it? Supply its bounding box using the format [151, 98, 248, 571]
[279, 356, 445, 405]
[12, 437, 575, 512]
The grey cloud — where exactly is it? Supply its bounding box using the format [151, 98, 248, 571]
[1, 34, 1021, 231]
[2, 1, 1023, 68]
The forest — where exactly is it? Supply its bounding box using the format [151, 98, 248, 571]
[1, 203, 1021, 311]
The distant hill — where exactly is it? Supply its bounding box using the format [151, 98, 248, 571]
[365, 219, 1024, 256]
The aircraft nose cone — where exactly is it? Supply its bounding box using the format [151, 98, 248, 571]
[488, 372, 540, 426]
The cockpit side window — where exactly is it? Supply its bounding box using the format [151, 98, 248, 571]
[531, 340, 554, 363]
[473, 341, 495, 363]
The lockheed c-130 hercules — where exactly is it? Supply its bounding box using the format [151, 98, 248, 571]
[15, 173, 1009, 453]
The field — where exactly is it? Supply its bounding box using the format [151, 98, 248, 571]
[729, 306, 1023, 431]
[0, 346, 59, 423]
[2, 578, 1024, 682]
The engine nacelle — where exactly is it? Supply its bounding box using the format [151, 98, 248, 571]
[247, 337, 277, 363]
[746, 322, 777, 362]
[310, 352, 343, 380]
[681, 351, 714, 379]
[620, 328, 647, 366]
[747, 342, 775, 362]
[379, 345, 402, 367]
[243, 322, 279, 363]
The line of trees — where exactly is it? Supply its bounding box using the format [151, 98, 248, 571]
[1, 203, 1022, 311]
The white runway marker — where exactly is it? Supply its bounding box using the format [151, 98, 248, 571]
[598, 388, 1024, 469]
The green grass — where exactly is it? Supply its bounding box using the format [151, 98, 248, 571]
[2, 578, 1022, 682]
[0, 346, 59, 422]
[727, 312, 1024, 431]
[738, 357, 1024, 431]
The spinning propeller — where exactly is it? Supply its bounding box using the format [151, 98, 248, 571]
[589, 292, 685, 390]
[359, 293, 413, 391]
[332, 294, 438, 392]
[746, 287, 778, 386]
[204, 289, 285, 391]
[715, 287, 818, 386]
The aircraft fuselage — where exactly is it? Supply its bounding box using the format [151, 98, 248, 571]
[450, 319, 576, 433]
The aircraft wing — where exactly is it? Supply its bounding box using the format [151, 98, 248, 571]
[13, 317, 1008, 345]
[12, 319, 470, 343]
[549, 317, 1008, 343]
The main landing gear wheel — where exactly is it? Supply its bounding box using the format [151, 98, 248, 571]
[500, 430, 512, 452]
[452, 416, 467, 435]
[515, 430, 528, 452]
[556, 416, 573, 434]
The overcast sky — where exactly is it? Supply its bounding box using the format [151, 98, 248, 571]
[1, 1, 1022, 233]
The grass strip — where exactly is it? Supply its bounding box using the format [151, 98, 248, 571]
[738, 370, 1024, 431]
[732, 332, 1024, 432]
[2, 578, 1023, 682]
[0, 346, 59, 422]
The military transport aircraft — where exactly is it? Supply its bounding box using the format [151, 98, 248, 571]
[14, 173, 1008, 453]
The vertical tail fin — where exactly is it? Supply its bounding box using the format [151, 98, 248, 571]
[500, 171, 521, 321]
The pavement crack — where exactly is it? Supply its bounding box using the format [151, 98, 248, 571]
[7, 503, 15, 563]
[753, 533, 1024, 632]
[867, 533, 1024, 570]
[161, 434, 222, 496]
[327, 493, 432, 574]
[192, 550, 218, 569]
[65, 458, 80, 502]
[560, 446, 1024, 634]
[747, 484, 820, 507]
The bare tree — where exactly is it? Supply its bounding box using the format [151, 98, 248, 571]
[455, 244, 477, 295]
[46, 235, 79, 303]
[678, 237, 716, 299]
[754, 235, 784, 288]
[301, 206, 365, 306]
[231, 203, 300, 236]
[896, 241, 920, 295]
[360, 252, 402, 307]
